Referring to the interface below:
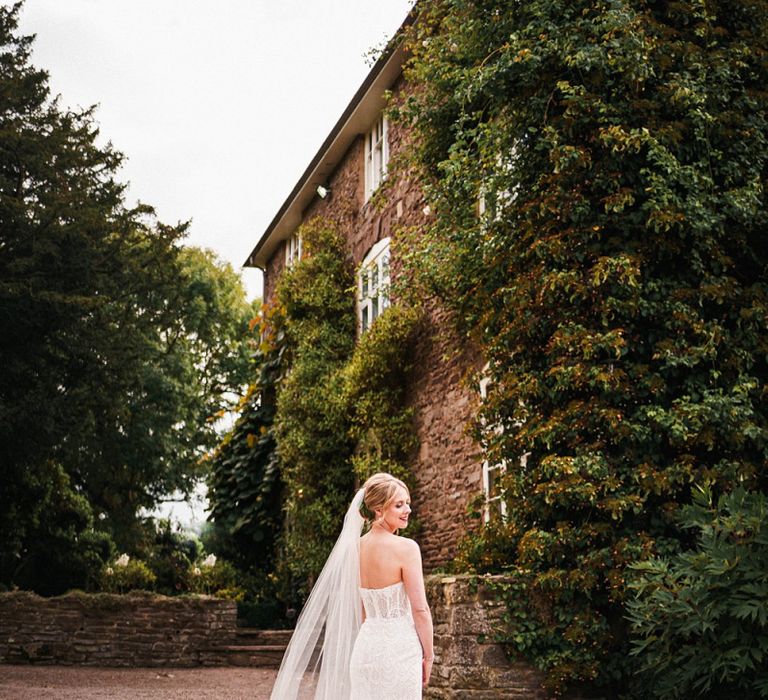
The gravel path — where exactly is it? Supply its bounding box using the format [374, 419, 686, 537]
[0, 666, 284, 700]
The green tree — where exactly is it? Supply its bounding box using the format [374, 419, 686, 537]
[0, 3, 255, 590]
[206, 304, 284, 575]
[0, 1, 179, 587]
[76, 246, 257, 549]
[399, 0, 768, 692]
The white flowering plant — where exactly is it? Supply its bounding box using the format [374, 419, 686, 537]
[187, 555, 241, 598]
[99, 556, 156, 593]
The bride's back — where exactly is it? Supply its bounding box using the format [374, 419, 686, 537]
[359, 530, 411, 589]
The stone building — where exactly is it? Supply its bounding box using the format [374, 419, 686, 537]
[244, 22, 499, 571]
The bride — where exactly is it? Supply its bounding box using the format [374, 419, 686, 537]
[269, 473, 434, 699]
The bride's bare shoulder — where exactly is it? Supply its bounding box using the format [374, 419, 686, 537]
[389, 535, 420, 561]
[360, 533, 419, 556]
[398, 536, 421, 554]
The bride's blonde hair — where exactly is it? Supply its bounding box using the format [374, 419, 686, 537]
[362, 472, 410, 518]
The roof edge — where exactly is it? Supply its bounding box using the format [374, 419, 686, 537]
[244, 11, 414, 270]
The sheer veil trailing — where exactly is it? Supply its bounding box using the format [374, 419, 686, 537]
[269, 488, 365, 700]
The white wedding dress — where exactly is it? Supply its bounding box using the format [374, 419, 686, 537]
[269, 490, 426, 700]
[349, 581, 422, 699]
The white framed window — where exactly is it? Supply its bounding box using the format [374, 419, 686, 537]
[479, 372, 507, 523]
[364, 114, 389, 201]
[478, 368, 530, 523]
[358, 237, 390, 333]
[285, 231, 302, 267]
[478, 147, 518, 222]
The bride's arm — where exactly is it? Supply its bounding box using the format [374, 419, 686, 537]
[401, 539, 434, 683]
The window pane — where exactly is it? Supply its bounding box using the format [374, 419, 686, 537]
[359, 238, 391, 334]
[487, 498, 503, 523]
[361, 306, 369, 333]
[488, 466, 503, 500]
[366, 116, 388, 198]
[365, 134, 373, 198]
[373, 146, 382, 187]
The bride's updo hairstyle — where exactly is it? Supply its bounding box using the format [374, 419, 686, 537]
[362, 472, 409, 520]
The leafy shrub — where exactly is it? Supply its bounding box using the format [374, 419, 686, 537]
[627, 487, 768, 699]
[188, 556, 242, 597]
[143, 519, 199, 595]
[235, 570, 287, 628]
[100, 555, 156, 593]
[3, 461, 115, 596]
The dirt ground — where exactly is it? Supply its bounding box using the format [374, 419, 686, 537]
[0, 665, 283, 700]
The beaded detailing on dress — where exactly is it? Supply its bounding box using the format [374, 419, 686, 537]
[360, 581, 411, 620]
[349, 581, 422, 700]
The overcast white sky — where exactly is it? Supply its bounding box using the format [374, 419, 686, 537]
[19, 0, 415, 302]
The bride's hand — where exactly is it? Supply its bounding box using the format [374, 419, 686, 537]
[422, 656, 434, 686]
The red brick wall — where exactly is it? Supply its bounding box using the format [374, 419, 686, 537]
[263, 242, 285, 304]
[262, 76, 483, 571]
[407, 310, 484, 568]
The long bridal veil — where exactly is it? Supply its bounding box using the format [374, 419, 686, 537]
[270, 488, 365, 700]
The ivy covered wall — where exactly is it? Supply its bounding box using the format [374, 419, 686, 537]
[397, 0, 768, 696]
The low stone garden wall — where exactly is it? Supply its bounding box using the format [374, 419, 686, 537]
[0, 590, 237, 667]
[1, 576, 577, 698]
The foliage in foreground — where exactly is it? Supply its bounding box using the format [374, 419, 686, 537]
[399, 0, 768, 693]
[627, 487, 768, 699]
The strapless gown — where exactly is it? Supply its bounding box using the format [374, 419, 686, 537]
[349, 581, 422, 699]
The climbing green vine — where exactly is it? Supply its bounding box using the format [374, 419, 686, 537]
[209, 214, 419, 607]
[342, 304, 421, 485]
[272, 218, 420, 594]
[397, 0, 768, 695]
[271, 219, 357, 589]
[206, 325, 284, 573]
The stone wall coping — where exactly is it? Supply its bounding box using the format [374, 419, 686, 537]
[425, 573, 513, 589]
[0, 589, 229, 607]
